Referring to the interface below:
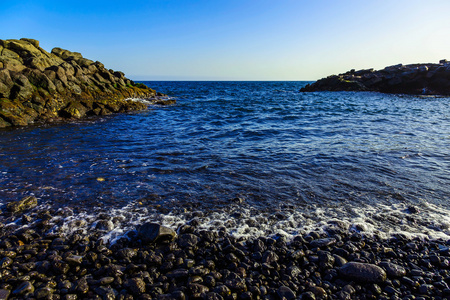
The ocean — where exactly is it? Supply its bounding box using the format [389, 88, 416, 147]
[1, 81, 449, 242]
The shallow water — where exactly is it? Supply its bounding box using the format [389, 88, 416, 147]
[1, 81, 450, 240]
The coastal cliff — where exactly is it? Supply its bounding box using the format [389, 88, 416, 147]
[301, 60, 450, 95]
[0, 38, 165, 128]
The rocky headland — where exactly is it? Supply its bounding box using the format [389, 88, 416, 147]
[301, 60, 450, 95]
[0, 38, 170, 128]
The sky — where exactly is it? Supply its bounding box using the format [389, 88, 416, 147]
[1, 0, 450, 81]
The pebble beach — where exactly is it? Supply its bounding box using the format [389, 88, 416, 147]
[1, 200, 450, 300]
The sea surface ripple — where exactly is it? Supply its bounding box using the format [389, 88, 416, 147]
[1, 81, 450, 240]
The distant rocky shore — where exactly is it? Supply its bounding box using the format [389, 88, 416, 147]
[0, 38, 172, 128]
[301, 60, 450, 95]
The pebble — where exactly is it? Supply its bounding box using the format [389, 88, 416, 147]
[277, 286, 296, 300]
[310, 237, 336, 248]
[379, 261, 407, 277]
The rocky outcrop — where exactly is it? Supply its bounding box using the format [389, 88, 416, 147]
[0, 38, 168, 128]
[301, 60, 450, 95]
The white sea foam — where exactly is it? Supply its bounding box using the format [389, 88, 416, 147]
[31, 196, 450, 245]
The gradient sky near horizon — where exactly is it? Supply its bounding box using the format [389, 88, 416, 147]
[1, 0, 450, 80]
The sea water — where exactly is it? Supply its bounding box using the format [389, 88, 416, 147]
[1, 81, 449, 241]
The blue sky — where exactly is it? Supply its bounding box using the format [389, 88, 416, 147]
[2, 0, 450, 80]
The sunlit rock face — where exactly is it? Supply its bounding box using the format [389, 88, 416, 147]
[0, 38, 165, 128]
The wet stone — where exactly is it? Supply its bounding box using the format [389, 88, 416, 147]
[300, 291, 317, 300]
[310, 238, 336, 248]
[52, 260, 70, 274]
[178, 233, 200, 248]
[339, 262, 387, 283]
[277, 286, 296, 300]
[379, 261, 406, 278]
[125, 277, 146, 295]
[167, 268, 189, 279]
[73, 277, 89, 294]
[95, 286, 117, 299]
[205, 292, 223, 300]
[12, 281, 35, 296]
[65, 254, 83, 265]
[35, 286, 54, 299]
[0, 257, 13, 268]
[262, 250, 279, 264]
[309, 286, 327, 299]
[214, 285, 232, 297]
[137, 222, 177, 244]
[419, 284, 434, 295]
[333, 254, 348, 267]
[99, 277, 115, 285]
[0, 289, 10, 300]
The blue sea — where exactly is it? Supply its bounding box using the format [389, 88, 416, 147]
[1, 81, 450, 241]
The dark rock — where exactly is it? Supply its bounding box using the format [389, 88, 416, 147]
[379, 261, 406, 277]
[0, 257, 13, 268]
[65, 254, 83, 265]
[178, 233, 200, 248]
[309, 238, 336, 248]
[188, 283, 209, 296]
[12, 281, 35, 296]
[339, 262, 387, 283]
[277, 286, 296, 300]
[407, 206, 420, 214]
[418, 284, 434, 295]
[73, 277, 89, 294]
[309, 286, 327, 299]
[137, 222, 177, 244]
[167, 269, 189, 279]
[214, 285, 232, 297]
[35, 286, 54, 299]
[300, 60, 450, 95]
[52, 260, 70, 274]
[125, 277, 146, 295]
[299, 291, 316, 300]
[0, 289, 11, 300]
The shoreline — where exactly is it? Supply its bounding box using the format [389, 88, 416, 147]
[300, 60, 450, 95]
[1, 205, 450, 299]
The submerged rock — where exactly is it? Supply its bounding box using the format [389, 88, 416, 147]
[0, 38, 172, 128]
[5, 196, 37, 213]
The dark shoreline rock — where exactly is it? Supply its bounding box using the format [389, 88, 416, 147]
[301, 59, 450, 95]
[0, 38, 172, 128]
[2, 206, 450, 299]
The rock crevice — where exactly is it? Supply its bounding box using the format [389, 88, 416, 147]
[0, 38, 167, 128]
[301, 60, 450, 95]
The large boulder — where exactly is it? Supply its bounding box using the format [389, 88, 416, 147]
[137, 223, 177, 244]
[339, 262, 387, 283]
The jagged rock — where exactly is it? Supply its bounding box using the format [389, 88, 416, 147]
[301, 60, 450, 95]
[0, 38, 171, 128]
[60, 101, 88, 119]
